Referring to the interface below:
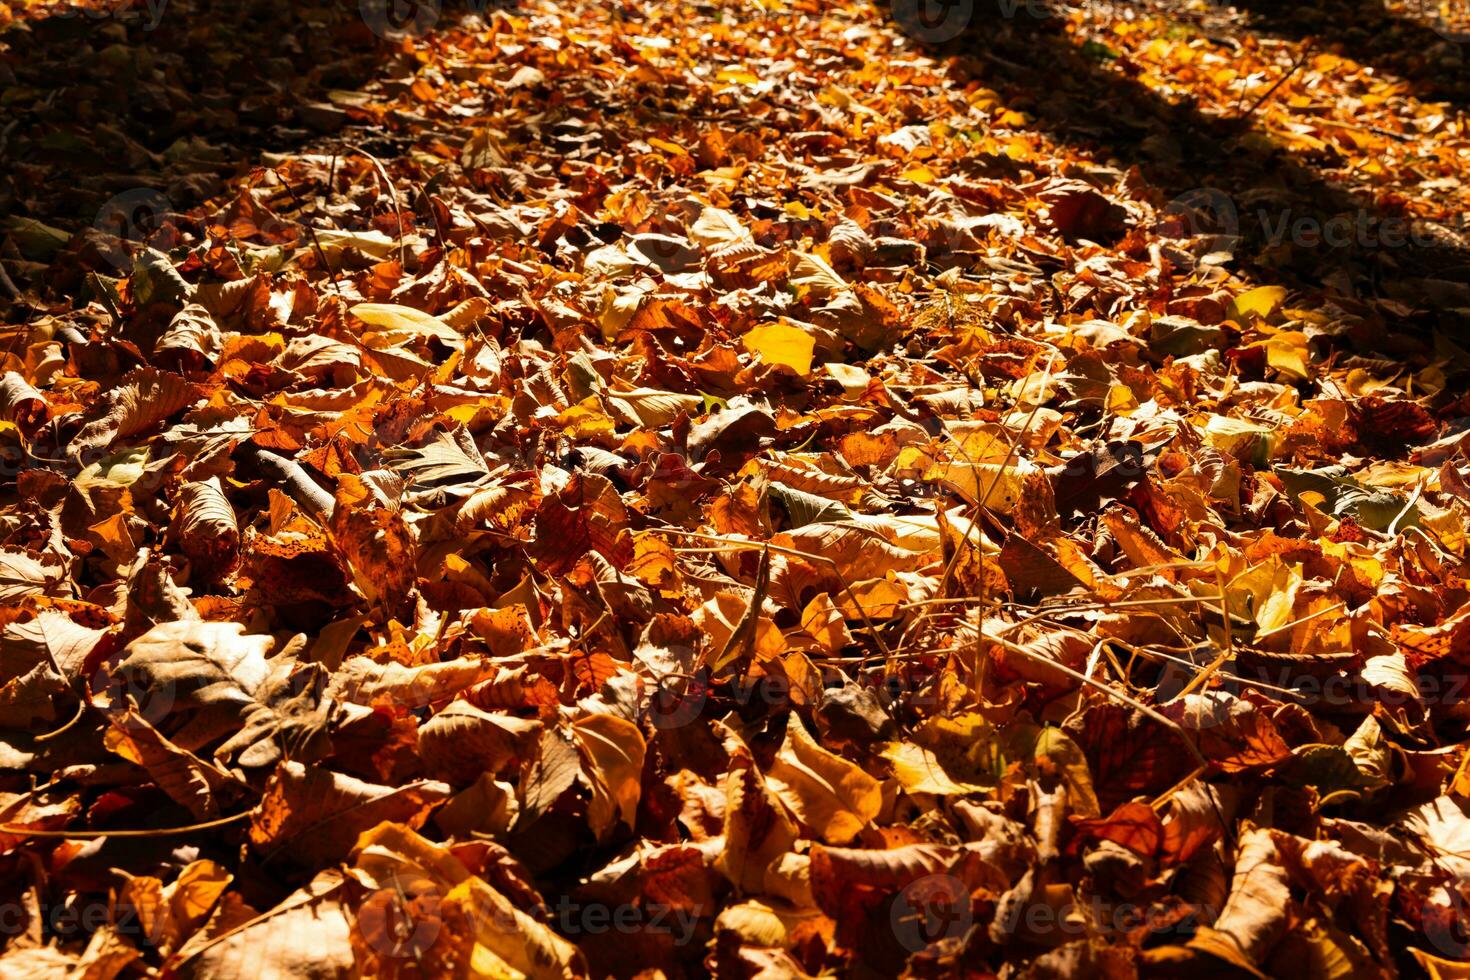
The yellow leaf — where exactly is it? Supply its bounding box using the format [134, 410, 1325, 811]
[1005, 136, 1033, 160]
[1260, 331, 1310, 381]
[444, 397, 508, 429]
[1031, 727, 1101, 818]
[1106, 383, 1139, 414]
[350, 824, 585, 978]
[914, 713, 1005, 788]
[798, 592, 852, 654]
[1451, 747, 1470, 799]
[1228, 556, 1303, 633]
[924, 457, 1038, 514]
[1229, 285, 1288, 323]
[349, 303, 461, 347]
[1343, 368, 1388, 397]
[571, 712, 646, 838]
[834, 576, 908, 619]
[167, 860, 233, 941]
[742, 322, 815, 376]
[693, 591, 786, 662]
[1319, 538, 1386, 587]
[716, 67, 761, 86]
[628, 531, 682, 590]
[765, 713, 881, 844]
[879, 741, 992, 795]
[647, 137, 689, 156]
[556, 396, 617, 441]
[1420, 499, 1470, 557]
[1410, 948, 1470, 980]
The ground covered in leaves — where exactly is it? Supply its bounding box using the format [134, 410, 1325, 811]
[2, 0, 1470, 976]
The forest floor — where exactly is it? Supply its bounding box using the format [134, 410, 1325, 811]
[2, 0, 1470, 977]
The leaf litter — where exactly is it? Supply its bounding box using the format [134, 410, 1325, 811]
[2, 0, 1470, 976]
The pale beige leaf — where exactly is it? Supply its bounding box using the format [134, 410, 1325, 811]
[174, 871, 354, 980]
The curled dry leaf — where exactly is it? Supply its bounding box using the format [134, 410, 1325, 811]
[175, 477, 239, 578]
[765, 713, 882, 846]
[69, 369, 198, 460]
[108, 620, 327, 768]
[154, 304, 223, 373]
[173, 871, 355, 980]
[0, 372, 47, 434]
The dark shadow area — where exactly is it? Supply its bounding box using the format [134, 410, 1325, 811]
[0, 0, 513, 235]
[0, 0, 394, 230]
[894, 1, 1470, 345]
[0, 0, 517, 311]
[1226, 0, 1470, 110]
[6, 0, 1467, 345]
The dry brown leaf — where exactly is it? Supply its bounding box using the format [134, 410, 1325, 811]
[765, 713, 881, 845]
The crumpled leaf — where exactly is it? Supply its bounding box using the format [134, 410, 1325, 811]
[765, 713, 881, 844]
[70, 369, 198, 460]
[249, 761, 451, 865]
[110, 620, 327, 768]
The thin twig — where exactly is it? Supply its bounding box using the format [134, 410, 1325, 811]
[0, 811, 250, 839]
[981, 626, 1209, 770]
[343, 143, 410, 266]
[650, 527, 893, 660]
[270, 166, 344, 300]
[1239, 42, 1312, 122]
[33, 697, 87, 743]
